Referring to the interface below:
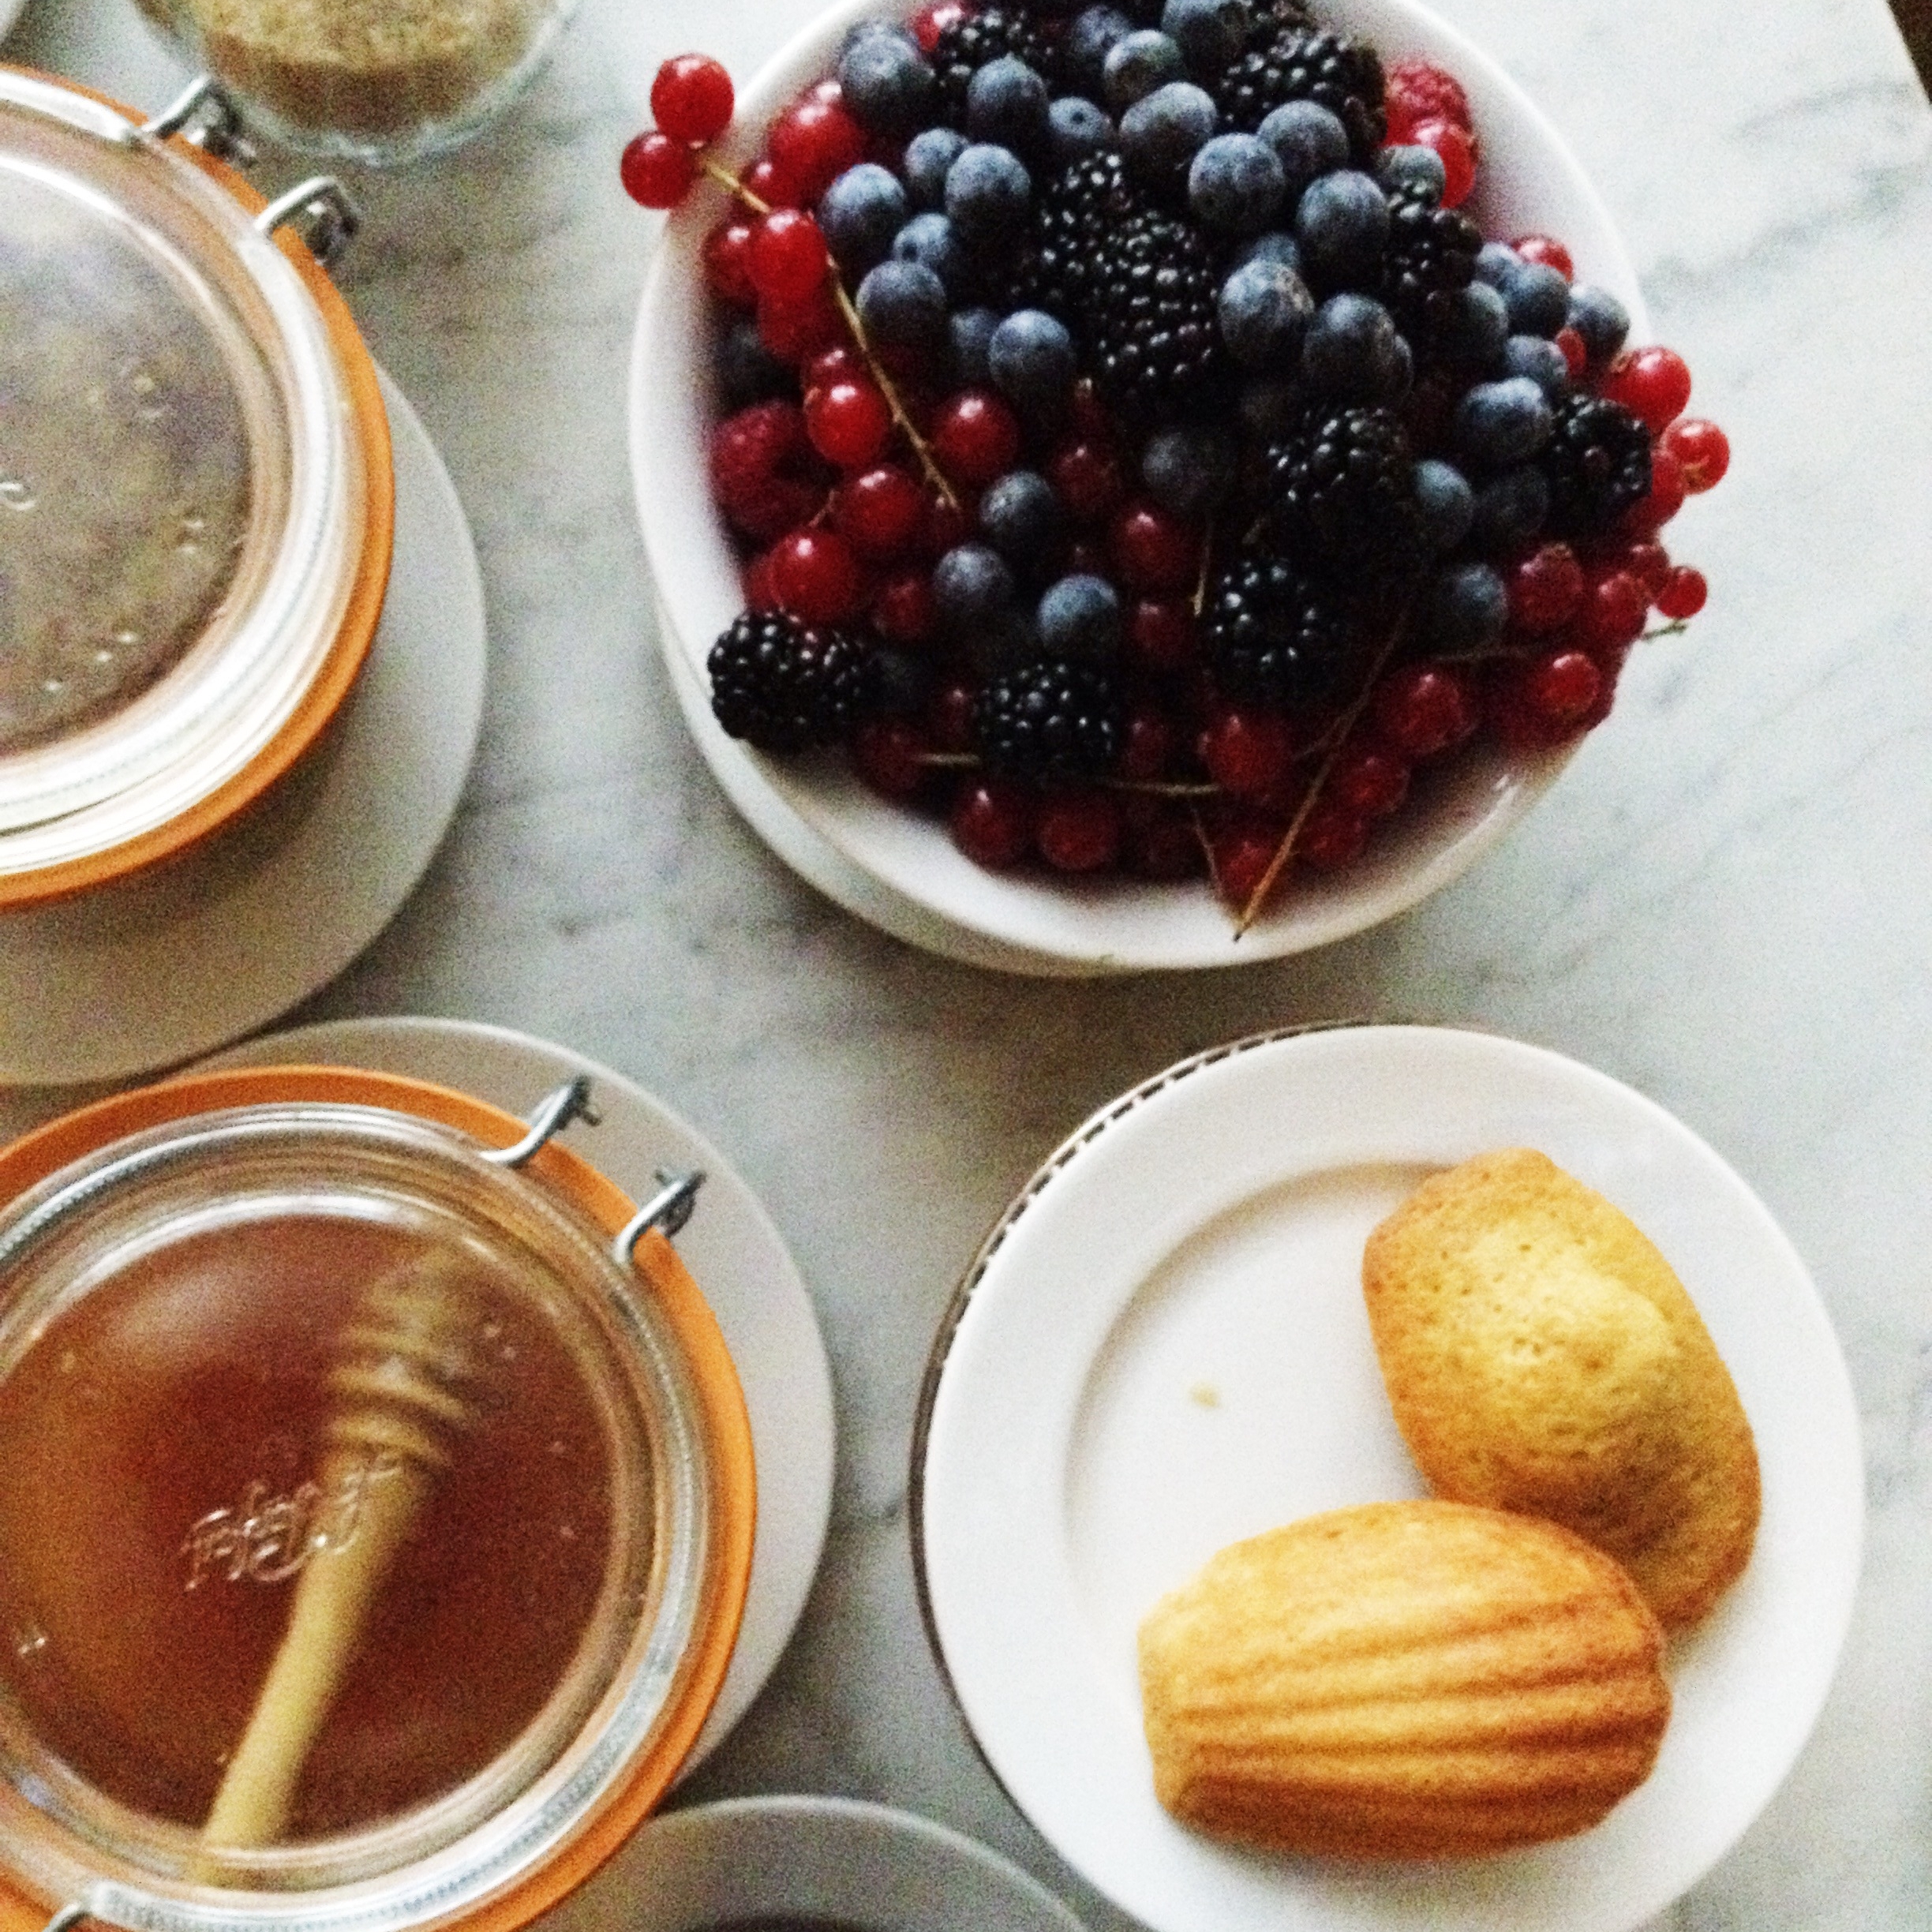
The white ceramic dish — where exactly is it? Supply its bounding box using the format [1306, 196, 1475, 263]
[0, 0, 29, 51]
[0, 371, 485, 1087]
[631, 0, 1651, 974]
[203, 1015, 837, 1773]
[912, 1024, 1863, 1932]
[541, 1793, 1088, 1932]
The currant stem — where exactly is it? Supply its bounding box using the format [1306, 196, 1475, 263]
[829, 281, 961, 511]
[701, 156, 769, 216]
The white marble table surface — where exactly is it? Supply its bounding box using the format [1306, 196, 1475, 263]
[4, 0, 1930, 1926]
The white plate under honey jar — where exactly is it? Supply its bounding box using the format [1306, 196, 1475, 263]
[0, 66, 388, 908]
[0, 1063, 756, 1932]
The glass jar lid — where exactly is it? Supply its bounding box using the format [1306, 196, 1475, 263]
[0, 72, 391, 905]
[0, 1069, 754, 1932]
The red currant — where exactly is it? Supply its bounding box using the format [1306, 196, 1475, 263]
[1211, 816, 1286, 907]
[743, 156, 803, 210]
[1410, 118, 1475, 208]
[1621, 443, 1687, 535]
[1048, 440, 1127, 525]
[871, 567, 936, 642]
[1117, 706, 1173, 783]
[768, 98, 865, 204]
[651, 54, 734, 144]
[1328, 739, 1410, 818]
[1109, 501, 1198, 593]
[951, 777, 1033, 868]
[930, 391, 1021, 485]
[620, 131, 695, 209]
[1297, 799, 1368, 872]
[1507, 542, 1585, 633]
[741, 548, 781, 612]
[803, 343, 864, 391]
[1126, 597, 1198, 675]
[1524, 648, 1604, 723]
[852, 717, 929, 799]
[1372, 662, 1477, 758]
[749, 209, 830, 305]
[1554, 326, 1587, 379]
[1602, 345, 1692, 433]
[1199, 708, 1293, 799]
[709, 399, 825, 542]
[772, 527, 863, 625]
[805, 378, 893, 469]
[1066, 378, 1112, 444]
[1616, 540, 1672, 601]
[927, 679, 977, 752]
[702, 220, 758, 307]
[1578, 570, 1649, 650]
[834, 463, 925, 556]
[1125, 807, 1204, 880]
[1661, 417, 1730, 492]
[918, 485, 975, 560]
[1656, 566, 1708, 620]
[1037, 790, 1123, 872]
[912, 1, 968, 51]
[1510, 233, 1574, 279]
[758, 284, 844, 361]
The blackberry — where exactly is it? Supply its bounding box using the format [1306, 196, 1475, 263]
[1539, 392, 1653, 538]
[974, 657, 1123, 783]
[932, 9, 1058, 120]
[1243, 0, 1317, 47]
[1082, 208, 1225, 421]
[1264, 403, 1422, 580]
[709, 611, 875, 752]
[1203, 548, 1358, 710]
[1013, 148, 1140, 320]
[1210, 26, 1386, 162]
[1380, 199, 1481, 347]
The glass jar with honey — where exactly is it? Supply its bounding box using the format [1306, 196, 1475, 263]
[0, 1065, 755, 1932]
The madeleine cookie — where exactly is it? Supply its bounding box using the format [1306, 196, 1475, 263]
[1138, 1500, 1669, 1859]
[1362, 1148, 1759, 1629]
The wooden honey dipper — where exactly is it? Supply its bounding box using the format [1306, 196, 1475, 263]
[200, 1249, 482, 1853]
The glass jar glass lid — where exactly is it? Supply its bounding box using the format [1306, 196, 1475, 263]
[0, 1070, 754, 1932]
[0, 73, 391, 904]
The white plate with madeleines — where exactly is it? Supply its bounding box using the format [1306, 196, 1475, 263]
[912, 1024, 1862, 1932]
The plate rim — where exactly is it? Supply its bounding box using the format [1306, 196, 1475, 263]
[909, 1020, 1864, 1932]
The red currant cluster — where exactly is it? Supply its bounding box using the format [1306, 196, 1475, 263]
[623, 21, 1731, 927]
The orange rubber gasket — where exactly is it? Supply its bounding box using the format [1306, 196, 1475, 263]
[0, 1065, 756, 1932]
[0, 69, 395, 912]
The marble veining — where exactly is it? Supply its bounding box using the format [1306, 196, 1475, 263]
[2, 0, 1930, 1926]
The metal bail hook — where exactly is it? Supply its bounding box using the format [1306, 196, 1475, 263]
[483, 1076, 601, 1168]
[42, 1905, 95, 1932]
[140, 76, 256, 165]
[253, 178, 362, 268]
[614, 1170, 706, 1265]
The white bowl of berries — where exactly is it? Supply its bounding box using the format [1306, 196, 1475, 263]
[625, 0, 1729, 974]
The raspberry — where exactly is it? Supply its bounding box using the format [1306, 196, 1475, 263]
[710, 400, 826, 543]
[620, 132, 695, 208]
[1509, 233, 1573, 279]
[652, 54, 734, 144]
[1384, 57, 1471, 142]
[1410, 117, 1475, 207]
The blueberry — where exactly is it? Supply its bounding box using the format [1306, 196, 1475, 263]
[1412, 457, 1475, 553]
[1048, 94, 1114, 167]
[1119, 80, 1218, 193]
[1103, 29, 1185, 110]
[1038, 572, 1123, 661]
[904, 126, 968, 210]
[1426, 562, 1509, 651]
[1374, 143, 1444, 206]
[1473, 241, 1520, 290]
[1440, 280, 1510, 373]
[717, 318, 795, 409]
[979, 470, 1066, 574]
[1469, 463, 1550, 556]
[970, 605, 1042, 677]
[1218, 255, 1312, 371]
[1232, 228, 1302, 275]
[967, 54, 1052, 160]
[892, 212, 972, 299]
[1255, 100, 1349, 201]
[1301, 291, 1408, 403]
[1064, 5, 1135, 96]
[1294, 169, 1388, 290]
[949, 305, 1001, 388]
[945, 144, 1033, 249]
[837, 31, 936, 137]
[989, 308, 1077, 412]
[1140, 421, 1236, 519]
[1452, 376, 1554, 468]
[1161, 0, 1245, 76]
[871, 646, 929, 715]
[1500, 259, 1570, 338]
[1503, 332, 1571, 400]
[934, 543, 1017, 635]
[1188, 132, 1285, 234]
[818, 163, 908, 272]
[856, 258, 949, 354]
[1237, 375, 1305, 442]
[1567, 284, 1631, 365]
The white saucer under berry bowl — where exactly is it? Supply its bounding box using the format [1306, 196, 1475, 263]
[631, 0, 1650, 973]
